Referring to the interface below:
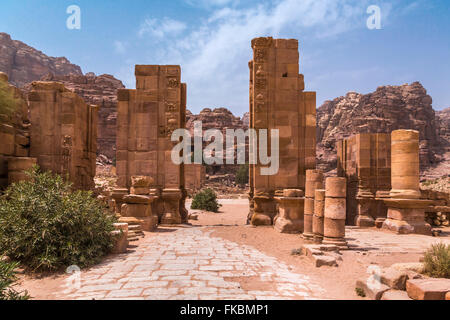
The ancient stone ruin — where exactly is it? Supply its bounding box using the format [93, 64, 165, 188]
[28, 81, 98, 191]
[337, 133, 391, 226]
[115, 65, 187, 225]
[248, 37, 316, 227]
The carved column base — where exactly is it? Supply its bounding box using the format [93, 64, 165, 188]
[160, 189, 183, 225]
[380, 198, 432, 235]
[322, 237, 348, 250]
[355, 215, 375, 227]
[250, 195, 276, 226]
[274, 196, 304, 234]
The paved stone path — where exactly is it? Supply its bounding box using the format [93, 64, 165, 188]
[58, 227, 326, 300]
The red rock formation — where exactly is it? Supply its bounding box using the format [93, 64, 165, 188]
[0, 33, 82, 88]
[186, 107, 248, 134]
[316, 82, 445, 174]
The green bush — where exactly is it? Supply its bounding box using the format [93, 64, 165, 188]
[191, 188, 221, 213]
[235, 164, 249, 186]
[0, 258, 29, 300]
[0, 80, 18, 116]
[423, 243, 450, 278]
[0, 166, 117, 271]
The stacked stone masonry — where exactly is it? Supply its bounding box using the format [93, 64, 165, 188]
[248, 37, 316, 226]
[28, 81, 98, 191]
[323, 177, 348, 249]
[337, 133, 391, 226]
[116, 65, 187, 225]
[303, 170, 324, 240]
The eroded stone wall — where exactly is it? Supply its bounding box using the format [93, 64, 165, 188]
[336, 133, 391, 225]
[28, 81, 98, 190]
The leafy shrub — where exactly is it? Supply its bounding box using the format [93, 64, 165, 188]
[191, 188, 221, 213]
[0, 258, 29, 300]
[235, 164, 249, 186]
[423, 243, 450, 278]
[0, 80, 18, 116]
[0, 166, 117, 271]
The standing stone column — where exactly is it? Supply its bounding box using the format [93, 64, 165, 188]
[389, 130, 421, 199]
[323, 177, 348, 249]
[381, 130, 431, 235]
[303, 170, 323, 241]
[313, 189, 325, 243]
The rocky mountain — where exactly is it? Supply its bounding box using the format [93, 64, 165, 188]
[436, 107, 450, 146]
[186, 107, 248, 134]
[0, 33, 82, 87]
[316, 82, 448, 175]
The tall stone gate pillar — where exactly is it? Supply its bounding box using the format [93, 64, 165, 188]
[248, 37, 316, 226]
[116, 65, 187, 224]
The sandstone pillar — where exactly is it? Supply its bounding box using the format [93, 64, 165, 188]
[116, 65, 187, 225]
[381, 130, 431, 235]
[274, 189, 305, 233]
[323, 177, 348, 249]
[303, 170, 323, 241]
[313, 189, 325, 243]
[248, 37, 316, 226]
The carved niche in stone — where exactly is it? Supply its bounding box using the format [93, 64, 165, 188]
[254, 49, 267, 63]
[255, 78, 267, 90]
[165, 102, 178, 112]
[167, 77, 179, 88]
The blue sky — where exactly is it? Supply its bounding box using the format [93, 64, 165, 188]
[0, 0, 449, 115]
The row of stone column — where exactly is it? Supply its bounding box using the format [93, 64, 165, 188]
[303, 170, 348, 249]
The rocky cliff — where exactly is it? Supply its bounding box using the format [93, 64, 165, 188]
[186, 107, 248, 134]
[0, 33, 82, 88]
[316, 82, 447, 175]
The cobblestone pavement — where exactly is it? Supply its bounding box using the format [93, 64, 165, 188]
[346, 227, 450, 253]
[57, 227, 326, 300]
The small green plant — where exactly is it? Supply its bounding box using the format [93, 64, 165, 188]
[0, 166, 117, 271]
[423, 243, 450, 279]
[191, 188, 221, 213]
[0, 258, 29, 300]
[0, 79, 18, 116]
[235, 164, 249, 186]
[355, 287, 366, 297]
[290, 248, 302, 256]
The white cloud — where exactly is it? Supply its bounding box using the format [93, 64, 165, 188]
[124, 0, 401, 115]
[138, 18, 187, 38]
[114, 40, 127, 54]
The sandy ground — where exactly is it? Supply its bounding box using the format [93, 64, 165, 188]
[190, 199, 450, 300]
[15, 198, 450, 300]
